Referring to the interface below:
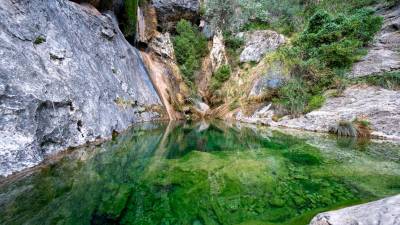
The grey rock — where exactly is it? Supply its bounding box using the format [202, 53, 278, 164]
[249, 61, 287, 98]
[277, 85, 400, 140]
[236, 30, 286, 63]
[250, 78, 282, 96]
[0, 0, 164, 177]
[200, 20, 214, 39]
[148, 32, 176, 60]
[309, 194, 400, 225]
[193, 98, 210, 117]
[350, 5, 400, 77]
[152, 0, 200, 30]
[235, 104, 277, 126]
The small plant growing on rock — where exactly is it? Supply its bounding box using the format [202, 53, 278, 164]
[305, 94, 325, 113]
[33, 36, 46, 45]
[210, 64, 232, 91]
[330, 117, 372, 138]
[353, 117, 372, 138]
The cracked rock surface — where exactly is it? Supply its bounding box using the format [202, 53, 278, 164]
[0, 0, 164, 177]
[277, 85, 400, 140]
[310, 194, 400, 225]
[350, 4, 400, 77]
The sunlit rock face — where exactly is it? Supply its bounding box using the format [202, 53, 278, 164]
[0, 0, 164, 177]
[277, 85, 400, 140]
[350, 4, 400, 77]
[310, 194, 400, 225]
[236, 30, 287, 63]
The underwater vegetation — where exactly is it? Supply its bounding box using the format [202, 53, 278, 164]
[0, 121, 399, 225]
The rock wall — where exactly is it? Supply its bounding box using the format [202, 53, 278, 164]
[0, 0, 165, 176]
[152, 0, 200, 31]
[141, 32, 189, 120]
[350, 4, 400, 77]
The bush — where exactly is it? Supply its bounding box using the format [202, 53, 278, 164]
[173, 20, 208, 86]
[210, 65, 232, 90]
[329, 119, 372, 138]
[356, 72, 400, 90]
[272, 8, 382, 116]
[329, 121, 357, 137]
[305, 95, 325, 112]
[33, 36, 46, 45]
[121, 0, 138, 39]
[276, 79, 311, 115]
[296, 9, 382, 70]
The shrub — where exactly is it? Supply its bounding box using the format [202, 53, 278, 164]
[121, 0, 138, 39]
[273, 8, 382, 116]
[353, 117, 372, 138]
[33, 36, 46, 45]
[276, 79, 311, 115]
[356, 72, 400, 90]
[296, 9, 382, 70]
[329, 119, 372, 138]
[224, 34, 244, 51]
[205, 0, 305, 33]
[210, 65, 232, 90]
[173, 20, 208, 86]
[329, 120, 357, 137]
[305, 95, 325, 112]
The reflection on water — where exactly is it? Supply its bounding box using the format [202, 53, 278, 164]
[0, 121, 399, 225]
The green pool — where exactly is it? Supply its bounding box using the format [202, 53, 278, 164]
[1, 121, 399, 225]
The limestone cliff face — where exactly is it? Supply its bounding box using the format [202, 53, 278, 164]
[350, 4, 400, 77]
[0, 0, 165, 176]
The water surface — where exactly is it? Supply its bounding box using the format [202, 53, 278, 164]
[1, 121, 400, 225]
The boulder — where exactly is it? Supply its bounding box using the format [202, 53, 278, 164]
[152, 0, 200, 31]
[235, 104, 276, 125]
[0, 0, 164, 176]
[236, 30, 286, 63]
[350, 4, 400, 77]
[249, 61, 288, 98]
[310, 194, 400, 225]
[200, 20, 214, 39]
[277, 85, 400, 140]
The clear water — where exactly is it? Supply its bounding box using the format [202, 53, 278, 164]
[1, 121, 400, 225]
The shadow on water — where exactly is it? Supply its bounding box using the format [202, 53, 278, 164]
[0, 120, 400, 225]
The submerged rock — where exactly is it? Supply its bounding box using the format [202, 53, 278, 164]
[310, 194, 400, 225]
[237, 30, 286, 63]
[277, 85, 400, 140]
[0, 0, 164, 176]
[350, 4, 400, 77]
